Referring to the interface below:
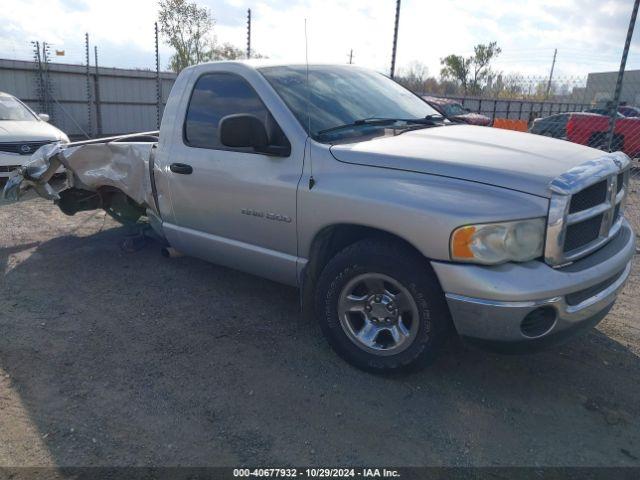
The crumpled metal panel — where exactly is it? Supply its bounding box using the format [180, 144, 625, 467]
[61, 142, 155, 207]
[3, 142, 65, 201]
[3, 140, 156, 211]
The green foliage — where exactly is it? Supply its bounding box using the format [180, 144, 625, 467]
[209, 43, 267, 61]
[158, 0, 262, 72]
[440, 42, 501, 94]
[440, 55, 471, 93]
[211, 43, 244, 61]
[470, 42, 502, 93]
[158, 0, 214, 72]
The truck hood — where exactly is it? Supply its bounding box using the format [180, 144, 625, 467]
[0, 120, 68, 142]
[329, 125, 605, 198]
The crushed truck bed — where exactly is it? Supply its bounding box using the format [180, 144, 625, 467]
[3, 132, 159, 223]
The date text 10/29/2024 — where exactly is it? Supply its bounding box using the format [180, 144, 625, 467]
[233, 468, 401, 478]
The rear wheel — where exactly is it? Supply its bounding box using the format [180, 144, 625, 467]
[588, 132, 607, 150]
[588, 132, 624, 152]
[314, 238, 452, 372]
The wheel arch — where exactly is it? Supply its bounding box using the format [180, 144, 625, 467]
[300, 223, 429, 308]
[55, 185, 145, 225]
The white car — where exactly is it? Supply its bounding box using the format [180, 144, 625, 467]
[0, 91, 69, 179]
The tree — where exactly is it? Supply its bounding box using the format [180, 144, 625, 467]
[211, 42, 244, 61]
[158, 0, 258, 72]
[158, 0, 214, 72]
[440, 41, 501, 94]
[491, 74, 525, 99]
[469, 42, 501, 93]
[396, 61, 430, 93]
[440, 55, 471, 93]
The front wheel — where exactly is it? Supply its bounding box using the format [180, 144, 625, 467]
[314, 239, 452, 372]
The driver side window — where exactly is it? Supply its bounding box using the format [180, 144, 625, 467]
[184, 72, 288, 151]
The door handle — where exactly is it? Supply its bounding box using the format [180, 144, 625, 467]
[170, 163, 193, 175]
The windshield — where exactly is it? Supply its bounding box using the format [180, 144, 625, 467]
[620, 107, 640, 117]
[0, 94, 37, 121]
[259, 65, 440, 142]
[442, 103, 468, 116]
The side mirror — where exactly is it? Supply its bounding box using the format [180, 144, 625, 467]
[219, 114, 290, 156]
[38, 113, 50, 122]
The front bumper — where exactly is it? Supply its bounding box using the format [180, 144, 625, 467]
[431, 219, 635, 349]
[0, 149, 64, 178]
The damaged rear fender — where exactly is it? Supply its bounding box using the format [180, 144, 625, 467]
[3, 136, 158, 223]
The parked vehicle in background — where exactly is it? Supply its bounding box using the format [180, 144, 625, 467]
[4, 62, 635, 372]
[584, 105, 640, 118]
[423, 96, 492, 126]
[618, 105, 640, 117]
[529, 112, 573, 139]
[530, 111, 640, 158]
[568, 113, 640, 157]
[0, 91, 69, 180]
[585, 108, 625, 118]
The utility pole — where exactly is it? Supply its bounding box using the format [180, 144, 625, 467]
[545, 48, 557, 99]
[607, 0, 639, 151]
[390, 0, 401, 78]
[84, 33, 93, 138]
[348, 49, 353, 65]
[155, 22, 162, 130]
[94, 46, 103, 136]
[32, 41, 45, 114]
[41, 41, 53, 121]
[247, 9, 252, 59]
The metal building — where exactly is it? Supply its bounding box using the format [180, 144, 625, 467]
[0, 58, 177, 139]
[584, 69, 640, 107]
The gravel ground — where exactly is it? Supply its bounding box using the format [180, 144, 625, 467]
[0, 177, 638, 468]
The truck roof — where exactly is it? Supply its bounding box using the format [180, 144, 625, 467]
[182, 59, 366, 72]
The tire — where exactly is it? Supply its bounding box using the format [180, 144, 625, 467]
[611, 134, 624, 152]
[314, 238, 452, 373]
[588, 132, 625, 152]
[588, 132, 607, 150]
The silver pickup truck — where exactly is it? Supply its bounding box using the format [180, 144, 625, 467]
[4, 61, 635, 372]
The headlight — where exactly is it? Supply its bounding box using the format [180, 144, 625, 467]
[450, 218, 546, 265]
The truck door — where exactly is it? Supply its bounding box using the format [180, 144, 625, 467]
[162, 71, 304, 286]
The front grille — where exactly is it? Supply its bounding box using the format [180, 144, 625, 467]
[545, 155, 630, 266]
[565, 269, 625, 306]
[564, 214, 603, 251]
[0, 140, 53, 155]
[568, 180, 607, 213]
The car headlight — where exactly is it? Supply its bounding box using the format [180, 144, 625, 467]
[450, 218, 546, 265]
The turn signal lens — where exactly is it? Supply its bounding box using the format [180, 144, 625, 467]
[451, 226, 476, 259]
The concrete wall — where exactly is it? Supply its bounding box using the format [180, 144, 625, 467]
[0, 59, 177, 139]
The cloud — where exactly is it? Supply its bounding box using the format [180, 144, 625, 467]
[0, 0, 637, 78]
[207, 0, 640, 78]
[0, 0, 172, 68]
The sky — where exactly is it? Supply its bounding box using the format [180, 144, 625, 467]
[0, 0, 639, 81]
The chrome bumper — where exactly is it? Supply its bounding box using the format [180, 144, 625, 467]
[431, 219, 635, 345]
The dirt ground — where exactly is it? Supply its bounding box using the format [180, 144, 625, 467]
[0, 176, 638, 468]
